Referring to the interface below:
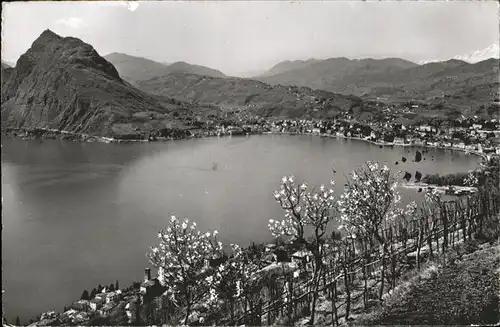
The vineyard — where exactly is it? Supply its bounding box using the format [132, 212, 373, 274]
[141, 191, 499, 326]
[214, 191, 499, 326]
[141, 159, 500, 326]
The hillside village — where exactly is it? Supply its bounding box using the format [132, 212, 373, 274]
[174, 110, 500, 157]
[27, 244, 320, 326]
[12, 109, 500, 159]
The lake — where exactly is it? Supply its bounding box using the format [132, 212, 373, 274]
[1, 134, 481, 322]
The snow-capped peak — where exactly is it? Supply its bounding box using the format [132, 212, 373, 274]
[453, 44, 499, 63]
[418, 44, 499, 65]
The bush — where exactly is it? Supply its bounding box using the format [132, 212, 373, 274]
[300, 305, 311, 317]
[475, 216, 500, 243]
[462, 240, 480, 255]
[87, 314, 111, 326]
[422, 172, 469, 186]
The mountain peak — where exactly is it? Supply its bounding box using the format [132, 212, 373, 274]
[36, 29, 62, 43]
[29, 30, 122, 82]
[40, 29, 58, 37]
[3, 30, 123, 104]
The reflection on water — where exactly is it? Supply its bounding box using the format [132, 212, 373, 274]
[1, 135, 481, 322]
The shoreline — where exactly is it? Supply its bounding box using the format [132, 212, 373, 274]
[3, 127, 490, 160]
[263, 131, 489, 160]
[401, 181, 478, 194]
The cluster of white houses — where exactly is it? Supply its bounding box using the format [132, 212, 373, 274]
[258, 119, 500, 156]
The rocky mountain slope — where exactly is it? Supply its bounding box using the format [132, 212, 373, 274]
[259, 57, 499, 110]
[1, 30, 203, 138]
[104, 53, 225, 83]
[136, 72, 373, 119]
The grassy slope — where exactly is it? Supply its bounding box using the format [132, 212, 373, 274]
[353, 242, 500, 326]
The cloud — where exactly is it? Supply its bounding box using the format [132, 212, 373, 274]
[55, 17, 87, 29]
[124, 1, 139, 12]
[102, 1, 139, 12]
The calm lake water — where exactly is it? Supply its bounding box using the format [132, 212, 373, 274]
[1, 134, 481, 321]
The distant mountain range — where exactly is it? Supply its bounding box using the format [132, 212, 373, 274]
[135, 72, 369, 119]
[260, 59, 322, 77]
[2, 30, 497, 139]
[2, 60, 16, 68]
[104, 53, 225, 83]
[1, 61, 14, 85]
[257, 56, 499, 111]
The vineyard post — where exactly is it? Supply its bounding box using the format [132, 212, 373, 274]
[416, 218, 425, 271]
[442, 202, 448, 253]
[362, 239, 368, 310]
[426, 216, 433, 258]
[287, 275, 293, 324]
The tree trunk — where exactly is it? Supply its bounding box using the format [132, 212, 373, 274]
[344, 264, 351, 320]
[184, 303, 191, 326]
[332, 279, 338, 326]
[309, 259, 322, 325]
[363, 249, 368, 310]
[230, 299, 235, 323]
[288, 277, 293, 324]
[379, 243, 387, 301]
[390, 239, 396, 290]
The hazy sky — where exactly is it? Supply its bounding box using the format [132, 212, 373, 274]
[2, 1, 499, 76]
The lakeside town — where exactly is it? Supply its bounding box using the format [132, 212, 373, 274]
[11, 110, 500, 158]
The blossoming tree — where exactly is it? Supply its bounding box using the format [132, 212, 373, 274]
[269, 175, 337, 324]
[147, 216, 224, 324]
[211, 244, 261, 323]
[337, 161, 417, 300]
